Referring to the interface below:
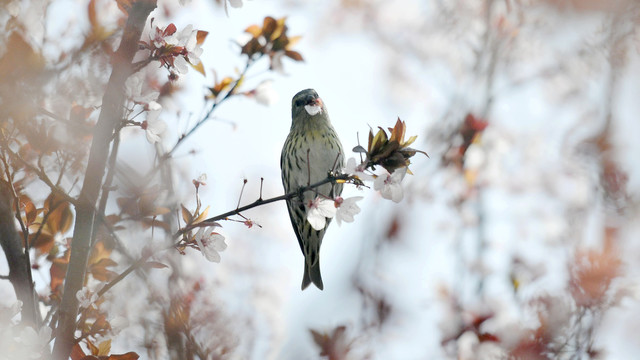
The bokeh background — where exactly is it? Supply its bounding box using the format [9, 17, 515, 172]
[2, 0, 640, 359]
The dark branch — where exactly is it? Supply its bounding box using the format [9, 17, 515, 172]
[200, 173, 352, 225]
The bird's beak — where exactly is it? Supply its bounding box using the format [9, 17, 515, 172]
[312, 97, 324, 107]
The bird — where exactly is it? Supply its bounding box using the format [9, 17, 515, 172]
[281, 89, 344, 290]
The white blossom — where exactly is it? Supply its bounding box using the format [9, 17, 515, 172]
[173, 56, 189, 74]
[374, 167, 407, 203]
[344, 157, 374, 181]
[270, 51, 286, 74]
[144, 106, 166, 144]
[306, 197, 337, 230]
[16, 326, 51, 359]
[334, 196, 363, 225]
[195, 226, 227, 263]
[76, 287, 98, 309]
[125, 73, 159, 105]
[304, 104, 322, 116]
[166, 25, 204, 72]
[252, 80, 279, 106]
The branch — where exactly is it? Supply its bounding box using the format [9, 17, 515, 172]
[89, 174, 353, 304]
[0, 182, 40, 325]
[52, 1, 158, 359]
[163, 58, 257, 158]
[4, 148, 77, 206]
[190, 173, 352, 228]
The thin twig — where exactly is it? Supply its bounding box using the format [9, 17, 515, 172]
[164, 59, 257, 158]
[4, 148, 77, 205]
[92, 173, 353, 302]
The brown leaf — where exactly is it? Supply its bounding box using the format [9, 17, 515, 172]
[285, 50, 304, 62]
[309, 325, 351, 359]
[50, 251, 70, 298]
[70, 344, 86, 360]
[0, 32, 45, 81]
[143, 261, 169, 269]
[107, 352, 139, 360]
[44, 193, 73, 234]
[89, 314, 112, 336]
[181, 204, 193, 224]
[89, 258, 118, 282]
[29, 232, 55, 254]
[570, 228, 621, 307]
[241, 38, 263, 57]
[19, 194, 37, 225]
[262, 16, 277, 39]
[195, 30, 208, 45]
[87, 339, 99, 356]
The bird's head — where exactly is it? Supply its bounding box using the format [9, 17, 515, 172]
[291, 89, 326, 122]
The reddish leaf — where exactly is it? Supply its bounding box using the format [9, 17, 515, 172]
[478, 332, 500, 342]
[262, 16, 277, 39]
[163, 23, 177, 37]
[284, 50, 304, 62]
[107, 352, 140, 360]
[70, 344, 86, 360]
[50, 251, 70, 298]
[195, 30, 208, 45]
[87, 339, 99, 356]
[19, 194, 37, 225]
[29, 232, 55, 254]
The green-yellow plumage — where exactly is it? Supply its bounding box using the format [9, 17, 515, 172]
[280, 89, 344, 290]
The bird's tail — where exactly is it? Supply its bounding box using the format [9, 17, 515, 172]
[301, 257, 323, 290]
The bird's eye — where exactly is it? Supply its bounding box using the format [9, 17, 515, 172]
[295, 99, 305, 107]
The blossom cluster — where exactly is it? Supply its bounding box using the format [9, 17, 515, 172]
[140, 22, 207, 76]
[305, 119, 426, 230]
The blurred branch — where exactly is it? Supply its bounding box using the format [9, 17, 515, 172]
[52, 1, 158, 359]
[0, 181, 40, 326]
[2, 147, 77, 205]
[164, 58, 258, 159]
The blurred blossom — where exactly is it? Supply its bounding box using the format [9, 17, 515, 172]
[17, 326, 52, 359]
[76, 287, 98, 309]
[270, 51, 285, 74]
[6, 0, 20, 16]
[374, 167, 407, 203]
[109, 316, 130, 336]
[143, 106, 166, 144]
[195, 226, 227, 263]
[195, 173, 207, 187]
[125, 73, 160, 105]
[306, 197, 337, 230]
[334, 196, 363, 225]
[250, 80, 279, 106]
[464, 143, 485, 171]
[228, 0, 243, 8]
